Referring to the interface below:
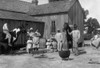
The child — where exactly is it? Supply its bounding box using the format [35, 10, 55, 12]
[50, 34, 57, 52]
[26, 37, 33, 54]
[55, 29, 63, 51]
[46, 39, 53, 52]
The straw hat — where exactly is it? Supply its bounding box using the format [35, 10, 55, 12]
[30, 27, 33, 30]
[47, 39, 51, 42]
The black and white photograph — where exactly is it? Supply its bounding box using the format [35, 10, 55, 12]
[0, 0, 100, 68]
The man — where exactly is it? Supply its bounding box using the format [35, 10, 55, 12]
[3, 23, 12, 46]
[55, 29, 63, 51]
[71, 24, 80, 56]
[27, 27, 34, 38]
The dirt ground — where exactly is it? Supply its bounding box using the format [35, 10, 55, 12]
[0, 46, 100, 68]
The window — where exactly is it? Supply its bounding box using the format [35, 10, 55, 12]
[51, 21, 56, 34]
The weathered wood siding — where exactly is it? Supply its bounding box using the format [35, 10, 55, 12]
[34, 14, 68, 39]
[68, 0, 84, 43]
[33, 1, 84, 42]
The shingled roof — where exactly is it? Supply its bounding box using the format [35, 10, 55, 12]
[0, 0, 33, 13]
[0, 0, 42, 22]
[28, 0, 77, 15]
[0, 9, 41, 22]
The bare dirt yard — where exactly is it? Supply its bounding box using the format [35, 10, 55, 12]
[0, 46, 100, 68]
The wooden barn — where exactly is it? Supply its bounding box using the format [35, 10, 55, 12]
[0, 0, 45, 47]
[28, 0, 85, 43]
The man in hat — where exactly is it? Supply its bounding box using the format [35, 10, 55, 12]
[27, 27, 34, 38]
[3, 23, 11, 46]
[55, 29, 63, 51]
[70, 24, 80, 56]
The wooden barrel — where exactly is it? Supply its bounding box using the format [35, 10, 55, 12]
[39, 38, 46, 49]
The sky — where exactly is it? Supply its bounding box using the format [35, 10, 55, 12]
[21, 0, 100, 23]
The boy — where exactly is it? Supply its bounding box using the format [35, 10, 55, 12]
[55, 29, 63, 51]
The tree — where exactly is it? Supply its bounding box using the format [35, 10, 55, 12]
[85, 17, 100, 34]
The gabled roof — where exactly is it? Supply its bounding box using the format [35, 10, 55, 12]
[28, 0, 77, 15]
[0, 0, 33, 13]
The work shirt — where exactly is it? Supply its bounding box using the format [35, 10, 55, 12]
[71, 30, 80, 42]
[55, 32, 63, 42]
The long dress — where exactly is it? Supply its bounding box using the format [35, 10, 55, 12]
[32, 36, 40, 48]
[62, 31, 68, 51]
[63, 23, 72, 49]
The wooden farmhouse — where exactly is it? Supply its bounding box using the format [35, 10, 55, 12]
[0, 0, 85, 47]
[28, 0, 85, 43]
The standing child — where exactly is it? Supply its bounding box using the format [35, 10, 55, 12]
[46, 39, 52, 50]
[55, 29, 63, 51]
[71, 24, 80, 56]
[26, 37, 33, 54]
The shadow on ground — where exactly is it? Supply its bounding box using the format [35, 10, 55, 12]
[62, 58, 74, 61]
[78, 49, 87, 55]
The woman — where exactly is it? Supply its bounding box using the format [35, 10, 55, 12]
[32, 30, 41, 51]
[63, 23, 72, 49]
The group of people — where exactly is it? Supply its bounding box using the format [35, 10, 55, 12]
[26, 28, 41, 54]
[2, 23, 20, 46]
[2, 23, 81, 56]
[46, 23, 80, 56]
[1, 23, 41, 54]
